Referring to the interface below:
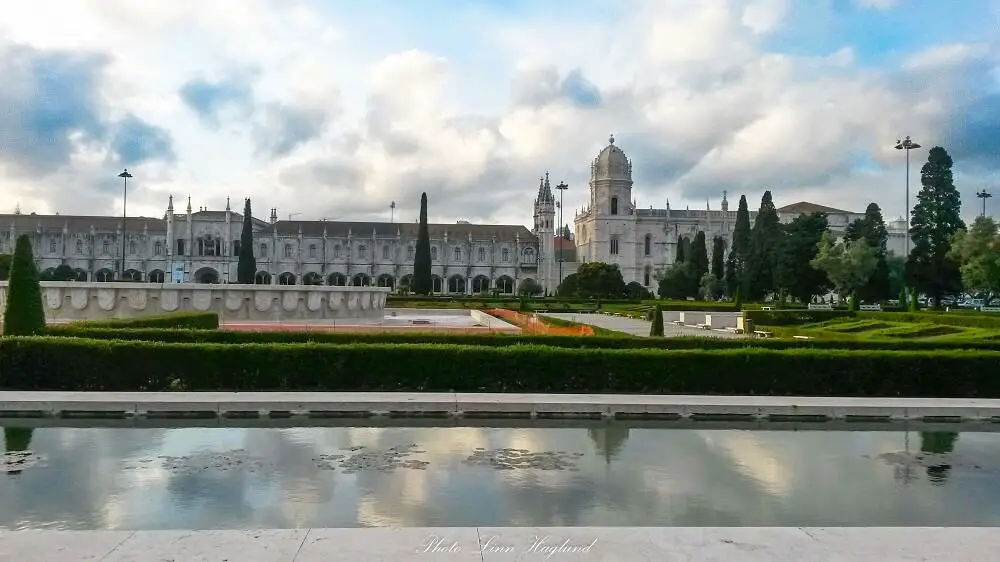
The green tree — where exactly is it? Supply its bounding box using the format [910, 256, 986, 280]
[711, 236, 725, 279]
[0, 254, 11, 280]
[689, 231, 709, 281]
[3, 235, 46, 335]
[811, 232, 878, 301]
[648, 303, 664, 336]
[949, 216, 1000, 303]
[675, 235, 686, 263]
[573, 262, 626, 298]
[725, 195, 752, 298]
[776, 212, 830, 304]
[845, 203, 891, 301]
[411, 192, 433, 295]
[745, 190, 782, 300]
[699, 272, 723, 300]
[236, 198, 257, 284]
[518, 278, 543, 296]
[886, 254, 907, 299]
[907, 146, 965, 306]
[557, 272, 579, 297]
[560, 224, 571, 239]
[625, 281, 652, 300]
[657, 263, 696, 300]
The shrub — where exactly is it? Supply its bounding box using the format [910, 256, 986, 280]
[857, 311, 1000, 330]
[68, 312, 219, 330]
[2, 234, 46, 336]
[744, 309, 856, 326]
[2, 337, 999, 397]
[649, 304, 664, 337]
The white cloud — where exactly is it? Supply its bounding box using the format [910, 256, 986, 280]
[0, 0, 998, 225]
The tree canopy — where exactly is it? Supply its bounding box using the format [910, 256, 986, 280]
[236, 198, 257, 284]
[411, 193, 433, 295]
[725, 194, 751, 297]
[776, 212, 830, 303]
[811, 232, 878, 299]
[949, 216, 1000, 302]
[745, 191, 781, 300]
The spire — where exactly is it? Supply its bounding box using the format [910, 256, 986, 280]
[225, 196, 231, 211]
[536, 172, 554, 203]
[722, 191, 729, 213]
[186, 196, 192, 213]
[609, 133, 615, 145]
[167, 195, 174, 212]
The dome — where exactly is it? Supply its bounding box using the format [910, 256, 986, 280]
[591, 134, 632, 182]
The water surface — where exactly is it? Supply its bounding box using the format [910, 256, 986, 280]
[2, 422, 999, 530]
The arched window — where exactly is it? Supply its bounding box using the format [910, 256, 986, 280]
[610, 236, 619, 256]
[522, 247, 535, 262]
[75, 239, 84, 254]
[49, 239, 56, 253]
[611, 197, 619, 215]
[644, 265, 651, 286]
[129, 240, 137, 255]
[284, 243, 293, 258]
[154, 241, 163, 256]
[407, 246, 414, 260]
[382, 245, 390, 260]
[309, 244, 318, 258]
[333, 244, 341, 258]
[358, 245, 367, 259]
[644, 234, 652, 256]
[502, 248, 510, 262]
[102, 240, 110, 255]
[454, 247, 462, 261]
[431, 246, 438, 261]
[478, 247, 486, 262]
[260, 243, 268, 257]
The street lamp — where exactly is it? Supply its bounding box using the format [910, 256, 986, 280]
[555, 181, 568, 290]
[390, 201, 396, 224]
[117, 169, 132, 280]
[894, 136, 921, 257]
[977, 189, 993, 218]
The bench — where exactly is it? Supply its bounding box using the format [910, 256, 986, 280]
[725, 327, 744, 334]
[760, 306, 773, 311]
[808, 304, 833, 310]
[793, 335, 812, 340]
[859, 304, 882, 311]
[754, 330, 773, 338]
[672, 320, 684, 326]
[982, 307, 1000, 313]
[697, 323, 711, 330]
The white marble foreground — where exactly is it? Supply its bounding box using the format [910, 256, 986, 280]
[2, 391, 1000, 420]
[0, 527, 997, 561]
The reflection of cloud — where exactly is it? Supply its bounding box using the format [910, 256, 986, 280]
[3, 424, 1000, 529]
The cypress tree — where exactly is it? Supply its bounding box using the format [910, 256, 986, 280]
[725, 195, 751, 297]
[237, 198, 257, 284]
[745, 190, 781, 300]
[3, 234, 46, 335]
[711, 236, 725, 280]
[648, 303, 664, 336]
[907, 146, 965, 306]
[690, 231, 709, 280]
[675, 235, 686, 262]
[411, 193, 432, 295]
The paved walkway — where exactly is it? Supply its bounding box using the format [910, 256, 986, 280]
[3, 392, 1000, 420]
[540, 312, 744, 338]
[1, 527, 995, 560]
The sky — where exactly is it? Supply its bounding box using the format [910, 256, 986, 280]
[1, 0, 998, 227]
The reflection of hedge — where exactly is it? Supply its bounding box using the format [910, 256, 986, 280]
[3, 427, 34, 452]
[38, 327, 1000, 350]
[2, 234, 46, 336]
[3, 336, 1000, 397]
[68, 312, 219, 330]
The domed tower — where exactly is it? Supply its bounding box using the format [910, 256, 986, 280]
[590, 134, 633, 216]
[533, 173, 556, 294]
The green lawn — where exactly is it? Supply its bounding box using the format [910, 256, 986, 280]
[765, 316, 1000, 342]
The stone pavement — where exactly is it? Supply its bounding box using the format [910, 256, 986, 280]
[1, 527, 996, 561]
[539, 312, 744, 338]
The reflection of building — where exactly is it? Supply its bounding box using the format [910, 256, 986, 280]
[0, 196, 540, 294]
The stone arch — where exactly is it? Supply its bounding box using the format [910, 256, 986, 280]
[123, 269, 142, 281]
[327, 272, 347, 286]
[352, 273, 371, 287]
[399, 274, 413, 289]
[148, 269, 165, 283]
[193, 267, 220, 284]
[447, 274, 466, 294]
[278, 272, 296, 285]
[471, 275, 491, 293]
[95, 269, 114, 282]
[495, 275, 515, 294]
[431, 275, 443, 294]
[376, 273, 394, 288]
[522, 247, 536, 262]
[302, 272, 323, 285]
[255, 271, 272, 285]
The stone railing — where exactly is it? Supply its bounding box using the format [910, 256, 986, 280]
[0, 282, 391, 322]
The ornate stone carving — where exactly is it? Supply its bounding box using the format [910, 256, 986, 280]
[70, 289, 89, 310]
[225, 291, 243, 311]
[45, 288, 62, 310]
[281, 291, 299, 311]
[191, 290, 212, 311]
[161, 290, 180, 311]
[97, 289, 115, 311]
[126, 289, 147, 310]
[307, 292, 323, 311]
[254, 291, 272, 312]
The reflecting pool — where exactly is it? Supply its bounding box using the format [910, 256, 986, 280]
[2, 421, 999, 530]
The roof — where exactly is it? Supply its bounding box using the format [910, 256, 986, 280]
[776, 202, 856, 215]
[0, 213, 167, 232]
[266, 220, 535, 241]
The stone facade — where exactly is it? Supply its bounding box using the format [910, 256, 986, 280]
[0, 282, 389, 322]
[0, 197, 540, 295]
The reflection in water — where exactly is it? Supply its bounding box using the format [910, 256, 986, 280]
[1, 424, 999, 530]
[921, 432, 959, 485]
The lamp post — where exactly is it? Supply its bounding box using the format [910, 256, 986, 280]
[117, 169, 132, 280]
[390, 201, 396, 224]
[894, 136, 921, 257]
[977, 189, 992, 218]
[555, 181, 568, 290]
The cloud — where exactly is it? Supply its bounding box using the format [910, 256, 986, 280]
[853, 0, 902, 9]
[178, 71, 257, 128]
[1, 0, 998, 223]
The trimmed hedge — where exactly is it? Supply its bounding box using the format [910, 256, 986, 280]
[2, 337, 999, 396]
[744, 309, 856, 326]
[38, 327, 1000, 351]
[66, 312, 219, 330]
[747, 309, 1000, 329]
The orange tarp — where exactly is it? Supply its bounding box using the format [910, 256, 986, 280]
[485, 308, 594, 336]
